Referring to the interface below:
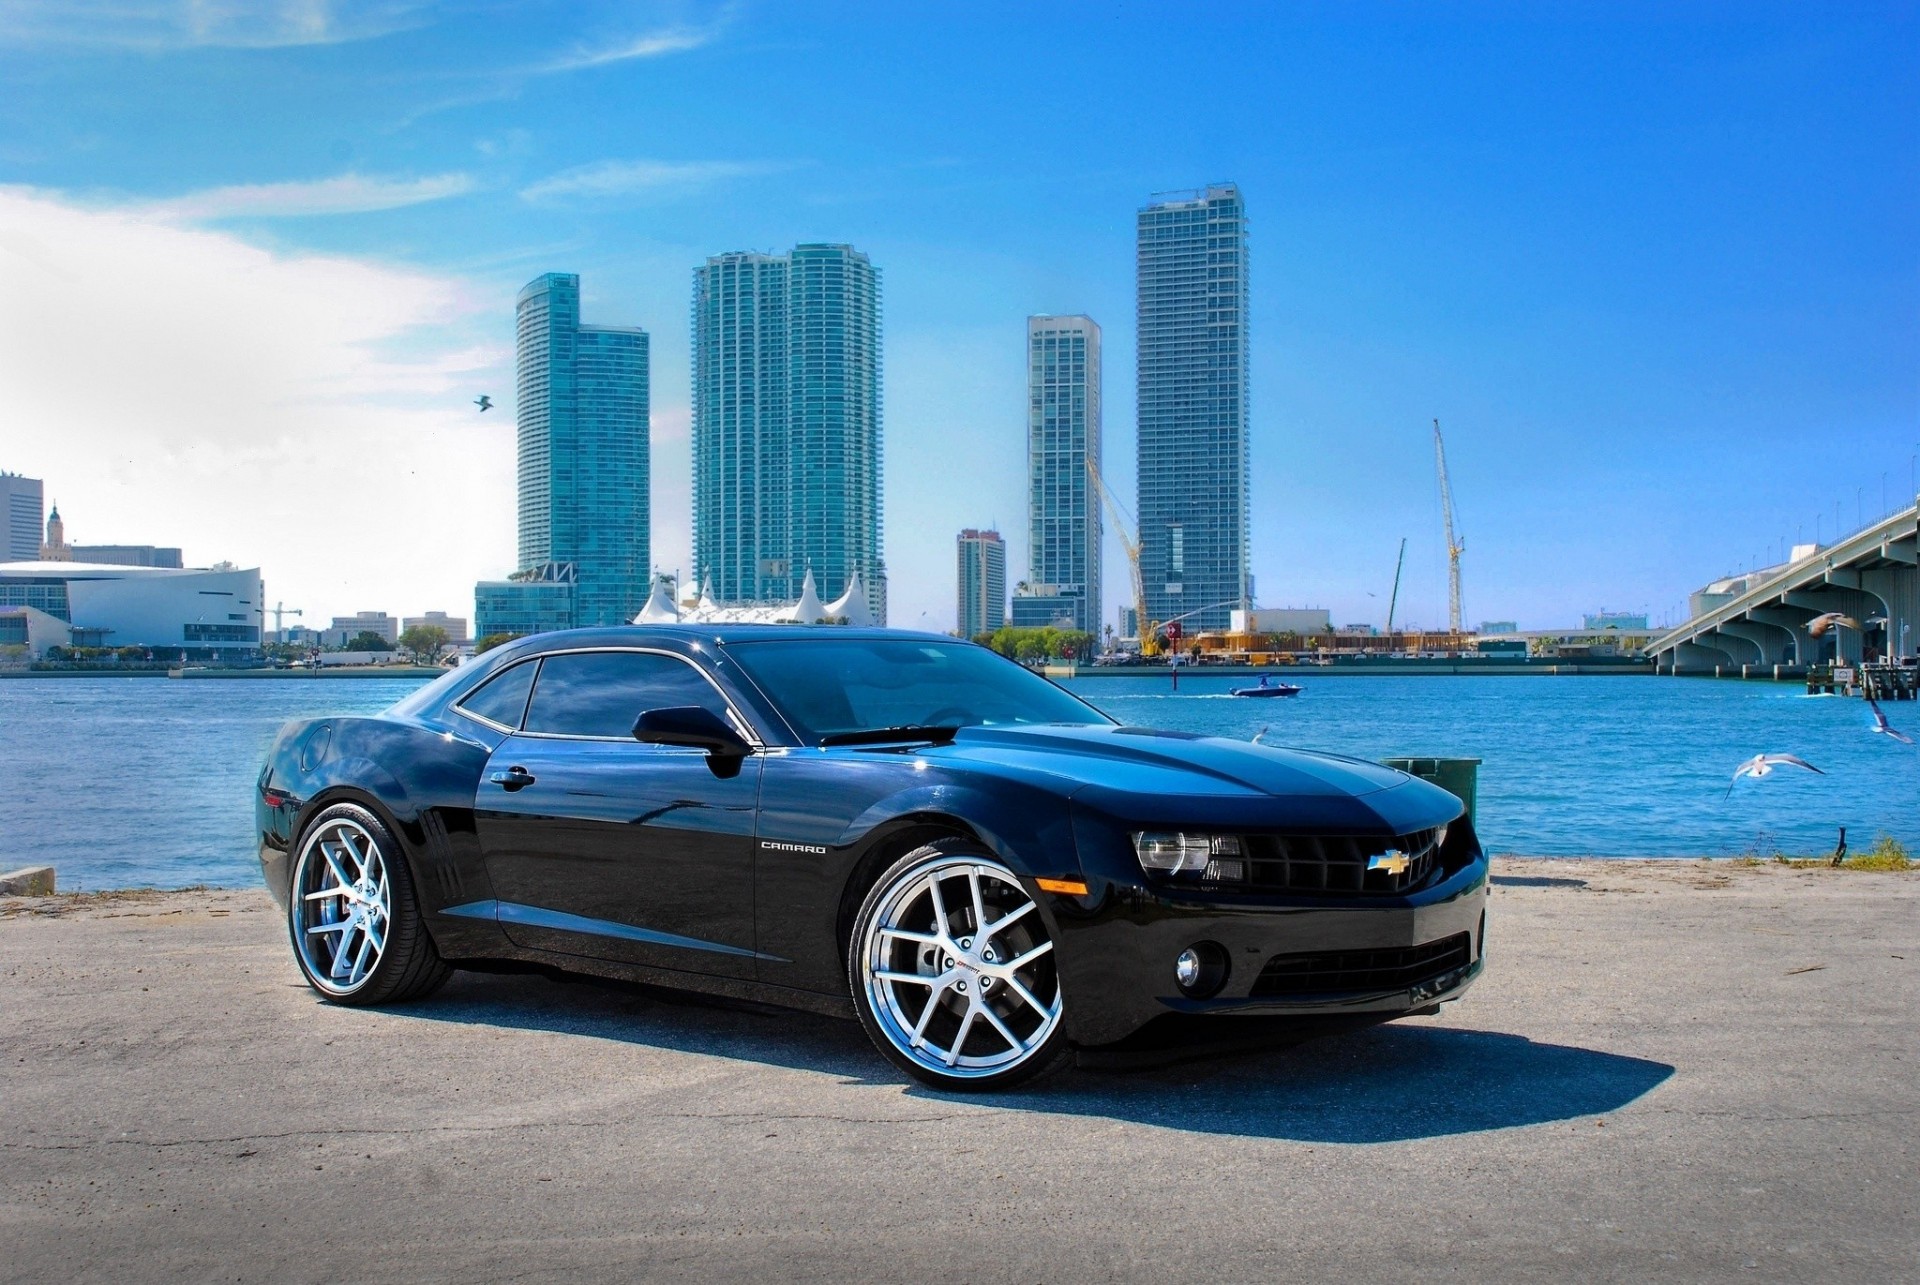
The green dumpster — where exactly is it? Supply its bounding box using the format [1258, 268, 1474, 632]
[1381, 757, 1481, 826]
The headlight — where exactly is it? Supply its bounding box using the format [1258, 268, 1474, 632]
[1133, 832, 1242, 878]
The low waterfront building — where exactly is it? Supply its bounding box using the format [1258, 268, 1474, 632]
[69, 544, 184, 569]
[322, 611, 398, 648]
[476, 563, 577, 639]
[0, 560, 262, 656]
[403, 611, 469, 646]
[635, 570, 874, 627]
[1230, 607, 1332, 636]
[1009, 591, 1080, 630]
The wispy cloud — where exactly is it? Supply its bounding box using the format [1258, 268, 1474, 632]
[0, 0, 425, 50]
[142, 172, 475, 220]
[518, 159, 792, 206]
[540, 22, 718, 73]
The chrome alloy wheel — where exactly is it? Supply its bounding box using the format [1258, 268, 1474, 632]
[291, 816, 392, 996]
[860, 857, 1064, 1081]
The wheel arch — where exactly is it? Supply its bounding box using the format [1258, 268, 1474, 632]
[833, 814, 989, 971]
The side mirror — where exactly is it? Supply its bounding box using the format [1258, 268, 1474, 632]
[633, 706, 752, 770]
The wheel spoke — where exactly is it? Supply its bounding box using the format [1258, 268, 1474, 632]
[878, 927, 941, 946]
[927, 875, 952, 938]
[907, 990, 942, 1049]
[1006, 940, 1053, 971]
[1005, 975, 1055, 1021]
[944, 1006, 977, 1067]
[318, 841, 354, 892]
[968, 866, 988, 936]
[985, 900, 1035, 937]
[977, 1000, 1026, 1055]
[874, 970, 937, 986]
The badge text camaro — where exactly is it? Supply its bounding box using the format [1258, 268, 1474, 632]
[255, 626, 1488, 1091]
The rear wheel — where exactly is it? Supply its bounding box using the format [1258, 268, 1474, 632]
[288, 802, 451, 1005]
[849, 842, 1069, 1091]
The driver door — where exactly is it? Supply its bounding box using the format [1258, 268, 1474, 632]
[473, 648, 764, 980]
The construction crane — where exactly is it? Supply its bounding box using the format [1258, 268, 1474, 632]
[1085, 455, 1159, 657]
[268, 602, 303, 641]
[1433, 418, 1465, 635]
[1385, 537, 1407, 636]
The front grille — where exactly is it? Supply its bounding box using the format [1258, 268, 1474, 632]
[1228, 828, 1444, 895]
[1248, 933, 1472, 998]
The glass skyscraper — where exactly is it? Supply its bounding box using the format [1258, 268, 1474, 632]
[955, 528, 1006, 639]
[1011, 316, 1101, 634]
[1136, 184, 1249, 636]
[476, 272, 649, 637]
[693, 244, 885, 622]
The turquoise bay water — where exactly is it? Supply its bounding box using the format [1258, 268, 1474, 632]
[1, 673, 1914, 890]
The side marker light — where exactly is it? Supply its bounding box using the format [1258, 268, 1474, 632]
[1035, 877, 1089, 896]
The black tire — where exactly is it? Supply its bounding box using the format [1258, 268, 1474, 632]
[287, 801, 452, 1006]
[848, 840, 1071, 1092]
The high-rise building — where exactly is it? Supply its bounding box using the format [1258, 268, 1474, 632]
[0, 473, 43, 563]
[1136, 183, 1249, 636]
[477, 272, 650, 637]
[693, 244, 885, 622]
[1012, 316, 1102, 633]
[956, 529, 1006, 640]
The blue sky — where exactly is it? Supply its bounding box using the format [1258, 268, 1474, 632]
[0, 1, 1914, 632]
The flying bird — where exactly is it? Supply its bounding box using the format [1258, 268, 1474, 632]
[1868, 697, 1914, 745]
[474, 395, 493, 412]
[1725, 753, 1825, 800]
[1806, 612, 1861, 638]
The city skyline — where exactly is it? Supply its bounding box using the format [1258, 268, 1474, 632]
[1, 6, 1914, 633]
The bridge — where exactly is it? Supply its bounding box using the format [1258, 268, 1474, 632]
[1646, 495, 1918, 674]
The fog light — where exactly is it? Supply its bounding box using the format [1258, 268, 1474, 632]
[1173, 942, 1228, 998]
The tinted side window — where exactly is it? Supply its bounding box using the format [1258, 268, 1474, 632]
[523, 651, 733, 738]
[455, 660, 536, 729]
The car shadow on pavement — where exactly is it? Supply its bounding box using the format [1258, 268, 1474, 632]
[1005, 1024, 1675, 1142]
[398, 972, 1673, 1141]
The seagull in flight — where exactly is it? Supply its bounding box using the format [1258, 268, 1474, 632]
[474, 395, 493, 412]
[1725, 753, 1825, 799]
[1806, 612, 1861, 638]
[1868, 697, 1914, 745]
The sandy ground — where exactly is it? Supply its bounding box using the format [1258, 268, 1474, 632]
[2, 857, 1916, 1283]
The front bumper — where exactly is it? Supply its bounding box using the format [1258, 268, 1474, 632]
[1049, 851, 1489, 1047]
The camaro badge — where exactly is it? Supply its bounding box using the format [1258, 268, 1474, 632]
[1368, 850, 1411, 876]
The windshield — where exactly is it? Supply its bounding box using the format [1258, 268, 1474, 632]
[724, 637, 1111, 742]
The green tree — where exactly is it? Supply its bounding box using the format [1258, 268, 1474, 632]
[398, 624, 450, 664]
[345, 631, 393, 652]
[474, 632, 522, 655]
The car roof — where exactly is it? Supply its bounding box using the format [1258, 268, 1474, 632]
[496, 624, 963, 651]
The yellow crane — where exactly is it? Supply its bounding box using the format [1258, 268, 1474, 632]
[1433, 418, 1465, 635]
[1085, 455, 1160, 657]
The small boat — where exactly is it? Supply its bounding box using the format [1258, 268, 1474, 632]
[1231, 677, 1301, 698]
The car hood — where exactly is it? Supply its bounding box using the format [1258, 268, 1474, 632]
[908, 721, 1403, 797]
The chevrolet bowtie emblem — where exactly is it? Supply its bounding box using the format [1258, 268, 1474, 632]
[1368, 850, 1411, 877]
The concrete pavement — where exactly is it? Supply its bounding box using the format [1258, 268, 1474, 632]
[2, 858, 1916, 1282]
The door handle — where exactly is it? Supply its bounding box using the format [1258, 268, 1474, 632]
[489, 765, 536, 792]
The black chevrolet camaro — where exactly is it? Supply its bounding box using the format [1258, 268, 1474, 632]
[256, 627, 1488, 1090]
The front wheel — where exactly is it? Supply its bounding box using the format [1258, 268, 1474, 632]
[287, 802, 452, 1006]
[849, 842, 1070, 1091]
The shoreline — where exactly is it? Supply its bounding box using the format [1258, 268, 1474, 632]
[0, 665, 445, 680]
[7, 853, 1910, 906]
